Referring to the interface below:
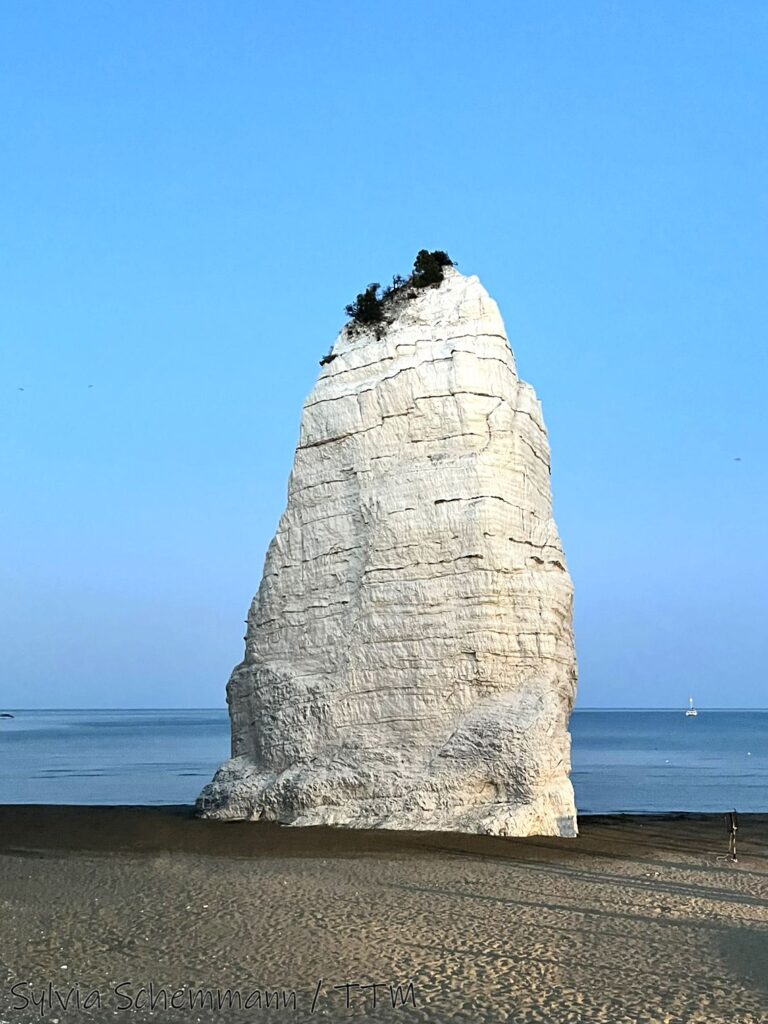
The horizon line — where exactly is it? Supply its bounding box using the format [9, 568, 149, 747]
[4, 706, 768, 713]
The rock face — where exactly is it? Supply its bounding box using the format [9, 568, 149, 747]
[198, 268, 578, 836]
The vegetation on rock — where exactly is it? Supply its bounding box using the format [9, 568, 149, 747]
[344, 282, 384, 326]
[411, 249, 453, 288]
[344, 250, 454, 332]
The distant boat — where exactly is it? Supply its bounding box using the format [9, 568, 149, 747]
[685, 696, 698, 717]
[0, 712, 14, 719]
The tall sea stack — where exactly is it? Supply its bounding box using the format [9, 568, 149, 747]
[199, 267, 578, 836]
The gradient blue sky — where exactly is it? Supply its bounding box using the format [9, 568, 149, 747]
[2, 1, 766, 708]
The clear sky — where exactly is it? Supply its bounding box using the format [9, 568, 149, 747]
[2, 1, 766, 709]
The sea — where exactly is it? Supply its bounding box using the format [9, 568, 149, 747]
[0, 709, 766, 814]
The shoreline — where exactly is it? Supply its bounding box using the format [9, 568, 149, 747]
[2, 804, 767, 856]
[2, 806, 767, 1023]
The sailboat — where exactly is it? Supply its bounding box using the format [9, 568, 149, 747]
[685, 696, 698, 717]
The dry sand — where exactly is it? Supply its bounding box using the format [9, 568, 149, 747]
[0, 807, 766, 1024]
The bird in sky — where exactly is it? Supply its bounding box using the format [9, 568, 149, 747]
[15, 385, 97, 392]
[734, 457, 742, 462]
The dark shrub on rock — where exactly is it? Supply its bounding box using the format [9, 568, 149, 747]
[344, 283, 383, 325]
[412, 250, 454, 287]
[344, 251, 454, 329]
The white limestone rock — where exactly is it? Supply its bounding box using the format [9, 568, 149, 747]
[198, 268, 578, 836]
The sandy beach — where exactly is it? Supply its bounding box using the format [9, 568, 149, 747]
[0, 807, 766, 1024]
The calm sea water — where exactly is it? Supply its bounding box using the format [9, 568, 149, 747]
[0, 709, 766, 813]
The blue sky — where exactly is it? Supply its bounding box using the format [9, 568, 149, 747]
[1, 1, 766, 708]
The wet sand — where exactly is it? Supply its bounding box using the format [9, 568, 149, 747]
[1, 807, 767, 1023]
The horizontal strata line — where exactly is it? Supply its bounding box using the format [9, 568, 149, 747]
[321, 354, 397, 377]
[242, 656, 572, 673]
[280, 504, 549, 528]
[411, 431, 485, 445]
[274, 654, 570, 675]
[298, 393, 545, 447]
[443, 332, 510, 344]
[336, 716, 441, 727]
[361, 569, 557, 585]
[319, 341, 513, 384]
[419, 394, 545, 430]
[268, 508, 558, 545]
[263, 545, 364, 571]
[251, 596, 571, 622]
[268, 520, 557, 561]
[252, 599, 572, 622]
[283, 509, 360, 525]
[362, 553, 563, 574]
[286, 466, 548, 505]
[288, 473, 357, 495]
[363, 554, 483, 573]
[351, 632, 563, 645]
[286, 601, 351, 612]
[307, 361, 442, 406]
[306, 356, 518, 409]
[434, 494, 514, 506]
[338, 685, 464, 697]
[361, 563, 568, 582]
[297, 423, 380, 450]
